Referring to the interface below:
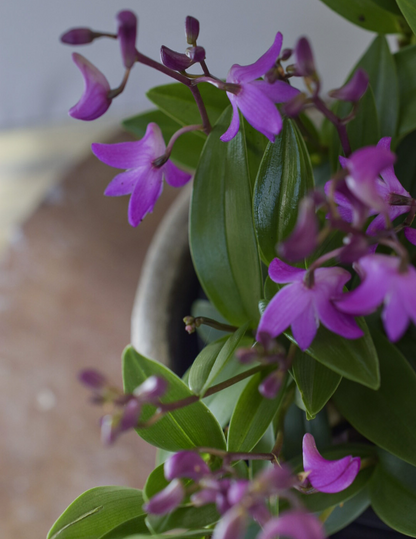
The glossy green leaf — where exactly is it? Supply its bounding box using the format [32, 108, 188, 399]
[324, 486, 371, 535]
[371, 0, 403, 15]
[292, 350, 342, 419]
[333, 329, 416, 466]
[251, 424, 275, 476]
[146, 504, 218, 535]
[188, 337, 227, 394]
[146, 82, 229, 129]
[227, 371, 289, 452]
[143, 463, 169, 501]
[397, 0, 416, 34]
[47, 487, 146, 539]
[243, 119, 269, 190]
[370, 449, 416, 536]
[190, 108, 263, 327]
[123, 346, 226, 451]
[395, 44, 416, 138]
[354, 35, 399, 138]
[282, 405, 331, 461]
[125, 532, 206, 539]
[318, 0, 407, 33]
[189, 323, 250, 395]
[123, 109, 204, 169]
[253, 118, 314, 265]
[395, 129, 416, 197]
[100, 517, 149, 539]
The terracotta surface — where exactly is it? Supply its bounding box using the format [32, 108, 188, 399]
[0, 132, 178, 538]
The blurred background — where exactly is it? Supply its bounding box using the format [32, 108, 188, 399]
[0, 1, 394, 537]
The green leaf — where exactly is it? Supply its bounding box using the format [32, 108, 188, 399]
[292, 350, 342, 419]
[47, 487, 146, 539]
[143, 463, 169, 501]
[264, 278, 380, 389]
[396, 129, 416, 197]
[124, 532, 206, 539]
[122, 109, 204, 169]
[324, 486, 371, 535]
[253, 118, 314, 265]
[227, 371, 289, 452]
[189, 323, 250, 395]
[395, 44, 416, 138]
[397, 0, 416, 34]
[333, 329, 416, 466]
[99, 517, 149, 539]
[146, 82, 229, 129]
[371, 0, 403, 15]
[123, 346, 226, 451]
[250, 424, 275, 476]
[317, 0, 407, 33]
[354, 35, 399, 138]
[190, 108, 263, 327]
[146, 505, 218, 535]
[370, 449, 416, 536]
[243, 119, 269, 191]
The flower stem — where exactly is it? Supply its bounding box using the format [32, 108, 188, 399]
[196, 447, 274, 461]
[312, 96, 351, 156]
[136, 50, 191, 86]
[153, 124, 204, 167]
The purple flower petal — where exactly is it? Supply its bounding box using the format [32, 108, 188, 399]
[119, 398, 141, 431]
[164, 451, 210, 481]
[164, 160, 192, 187]
[116, 10, 137, 69]
[377, 137, 409, 196]
[144, 479, 185, 515]
[383, 289, 409, 342]
[78, 369, 107, 390]
[258, 370, 283, 399]
[228, 32, 283, 84]
[294, 37, 316, 78]
[252, 79, 300, 103]
[404, 227, 416, 246]
[257, 283, 311, 340]
[104, 170, 139, 196]
[221, 97, 242, 142]
[278, 197, 319, 261]
[291, 301, 318, 351]
[303, 433, 360, 493]
[329, 68, 368, 102]
[235, 83, 283, 141]
[268, 258, 305, 283]
[212, 507, 247, 539]
[128, 167, 163, 227]
[315, 296, 363, 340]
[133, 375, 168, 403]
[69, 53, 111, 121]
[258, 510, 325, 539]
[348, 146, 396, 185]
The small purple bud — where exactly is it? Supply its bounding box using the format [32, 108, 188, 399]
[329, 68, 369, 102]
[119, 398, 141, 431]
[405, 227, 416, 246]
[116, 11, 137, 69]
[100, 414, 120, 445]
[164, 451, 210, 481]
[69, 53, 112, 121]
[339, 234, 369, 264]
[280, 48, 293, 61]
[257, 331, 274, 351]
[187, 45, 206, 63]
[185, 16, 200, 45]
[227, 480, 249, 506]
[282, 92, 307, 118]
[184, 315, 196, 334]
[133, 376, 167, 403]
[256, 465, 297, 494]
[78, 369, 107, 390]
[278, 197, 319, 261]
[161, 46, 193, 71]
[258, 370, 283, 399]
[212, 507, 247, 539]
[295, 37, 316, 77]
[235, 348, 259, 364]
[144, 479, 185, 515]
[61, 28, 97, 45]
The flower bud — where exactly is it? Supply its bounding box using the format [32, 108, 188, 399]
[100, 414, 120, 445]
[256, 465, 297, 494]
[161, 46, 193, 71]
[280, 48, 293, 61]
[116, 10, 137, 69]
[294, 37, 316, 77]
[119, 398, 141, 431]
[187, 45, 206, 63]
[144, 479, 185, 515]
[281, 92, 307, 118]
[329, 68, 369, 102]
[69, 53, 112, 121]
[78, 369, 107, 390]
[185, 16, 200, 45]
[339, 234, 369, 264]
[133, 376, 167, 403]
[278, 197, 319, 261]
[258, 370, 283, 399]
[164, 451, 210, 481]
[61, 28, 97, 45]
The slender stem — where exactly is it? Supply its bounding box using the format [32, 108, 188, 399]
[153, 124, 204, 166]
[189, 86, 212, 134]
[108, 68, 131, 99]
[319, 506, 336, 523]
[194, 316, 239, 333]
[200, 59, 211, 77]
[312, 96, 351, 156]
[307, 247, 344, 273]
[196, 447, 274, 461]
[271, 381, 295, 459]
[204, 364, 266, 397]
[136, 50, 191, 86]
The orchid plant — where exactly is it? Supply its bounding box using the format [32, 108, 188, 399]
[49, 3, 416, 539]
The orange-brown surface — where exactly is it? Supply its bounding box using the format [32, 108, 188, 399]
[0, 133, 178, 538]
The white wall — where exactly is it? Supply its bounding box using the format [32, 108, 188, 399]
[0, 0, 381, 129]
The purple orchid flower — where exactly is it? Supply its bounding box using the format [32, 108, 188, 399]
[212, 507, 247, 539]
[69, 53, 112, 121]
[328, 68, 369, 102]
[404, 227, 416, 246]
[258, 510, 325, 539]
[144, 479, 185, 515]
[336, 254, 416, 342]
[92, 123, 192, 226]
[256, 258, 363, 350]
[302, 433, 360, 493]
[164, 451, 210, 482]
[221, 32, 300, 142]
